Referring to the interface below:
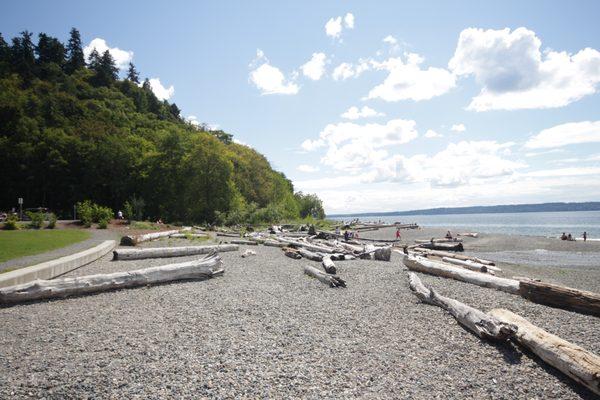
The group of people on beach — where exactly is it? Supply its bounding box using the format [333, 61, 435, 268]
[560, 231, 587, 241]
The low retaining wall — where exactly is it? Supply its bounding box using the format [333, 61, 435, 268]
[0, 240, 116, 288]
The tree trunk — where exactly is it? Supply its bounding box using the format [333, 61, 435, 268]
[120, 228, 190, 246]
[374, 246, 392, 261]
[298, 248, 323, 261]
[412, 248, 495, 266]
[276, 237, 335, 254]
[229, 239, 258, 245]
[489, 308, 600, 395]
[113, 244, 238, 260]
[518, 278, 600, 317]
[169, 233, 208, 239]
[409, 273, 516, 340]
[263, 240, 286, 248]
[0, 254, 223, 305]
[403, 255, 520, 294]
[283, 247, 302, 259]
[322, 256, 337, 274]
[304, 265, 346, 288]
[417, 242, 464, 252]
[441, 257, 491, 274]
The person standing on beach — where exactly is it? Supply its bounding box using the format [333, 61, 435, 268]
[395, 228, 401, 241]
[583, 231, 587, 241]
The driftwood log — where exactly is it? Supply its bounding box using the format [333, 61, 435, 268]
[283, 247, 302, 259]
[415, 238, 463, 244]
[322, 256, 337, 274]
[112, 244, 238, 260]
[120, 228, 191, 246]
[276, 237, 336, 254]
[409, 273, 516, 340]
[489, 308, 600, 395]
[518, 278, 600, 317]
[304, 265, 346, 288]
[229, 239, 258, 245]
[0, 254, 223, 305]
[374, 246, 392, 261]
[403, 255, 520, 294]
[412, 248, 495, 266]
[169, 233, 208, 239]
[298, 248, 323, 261]
[441, 257, 490, 274]
[263, 240, 286, 248]
[417, 242, 464, 252]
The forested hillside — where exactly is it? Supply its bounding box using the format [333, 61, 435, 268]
[0, 29, 324, 224]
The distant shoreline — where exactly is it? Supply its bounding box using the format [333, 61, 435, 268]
[327, 201, 600, 218]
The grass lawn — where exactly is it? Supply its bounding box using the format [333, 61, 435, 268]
[0, 229, 91, 263]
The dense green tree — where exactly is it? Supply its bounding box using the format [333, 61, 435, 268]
[64, 28, 85, 73]
[36, 33, 65, 65]
[126, 62, 139, 83]
[0, 34, 10, 76]
[87, 48, 100, 70]
[10, 31, 36, 83]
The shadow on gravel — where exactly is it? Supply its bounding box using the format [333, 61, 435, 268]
[491, 341, 523, 365]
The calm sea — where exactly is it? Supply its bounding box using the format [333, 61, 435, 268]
[330, 210, 600, 238]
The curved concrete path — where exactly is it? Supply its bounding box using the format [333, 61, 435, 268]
[0, 229, 119, 273]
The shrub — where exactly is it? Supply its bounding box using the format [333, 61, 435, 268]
[123, 201, 134, 223]
[92, 204, 113, 227]
[76, 200, 94, 227]
[27, 211, 45, 229]
[3, 214, 19, 230]
[47, 213, 57, 229]
[97, 219, 108, 229]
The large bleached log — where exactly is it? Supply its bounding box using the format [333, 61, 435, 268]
[415, 238, 463, 244]
[337, 241, 363, 254]
[403, 255, 520, 294]
[276, 237, 336, 254]
[298, 248, 323, 261]
[0, 254, 223, 305]
[489, 308, 600, 395]
[442, 257, 491, 274]
[113, 244, 238, 260]
[417, 242, 464, 252]
[120, 228, 191, 246]
[518, 278, 600, 317]
[321, 256, 337, 274]
[263, 240, 286, 248]
[304, 265, 346, 288]
[412, 248, 496, 266]
[374, 246, 392, 261]
[229, 239, 258, 245]
[409, 273, 516, 341]
[169, 233, 208, 239]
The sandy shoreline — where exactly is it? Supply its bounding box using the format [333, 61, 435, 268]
[1, 229, 599, 399]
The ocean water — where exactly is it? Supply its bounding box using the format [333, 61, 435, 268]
[330, 210, 600, 238]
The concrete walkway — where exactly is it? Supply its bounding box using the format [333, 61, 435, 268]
[0, 229, 119, 273]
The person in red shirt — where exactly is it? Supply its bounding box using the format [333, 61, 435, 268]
[395, 228, 401, 241]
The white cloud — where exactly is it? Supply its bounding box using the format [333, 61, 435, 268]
[301, 52, 327, 80]
[148, 78, 174, 100]
[383, 35, 397, 45]
[341, 106, 384, 120]
[325, 13, 354, 40]
[233, 138, 251, 147]
[367, 53, 456, 101]
[297, 164, 320, 173]
[332, 60, 370, 81]
[186, 115, 200, 126]
[83, 38, 133, 69]
[301, 138, 325, 151]
[450, 123, 466, 132]
[249, 49, 299, 95]
[449, 27, 600, 111]
[525, 121, 600, 149]
[523, 167, 600, 178]
[424, 129, 442, 138]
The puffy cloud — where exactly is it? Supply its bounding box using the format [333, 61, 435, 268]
[332, 60, 370, 81]
[450, 123, 466, 132]
[249, 49, 299, 95]
[301, 138, 325, 151]
[297, 164, 320, 173]
[83, 38, 133, 69]
[325, 13, 354, 39]
[341, 106, 384, 120]
[301, 52, 327, 80]
[383, 35, 397, 45]
[424, 129, 442, 138]
[449, 27, 600, 111]
[367, 53, 456, 101]
[525, 121, 600, 149]
[148, 78, 174, 100]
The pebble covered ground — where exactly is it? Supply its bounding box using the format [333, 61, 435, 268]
[1, 229, 599, 399]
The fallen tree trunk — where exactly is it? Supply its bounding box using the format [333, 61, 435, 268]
[518, 278, 600, 317]
[298, 248, 323, 261]
[276, 237, 336, 254]
[322, 256, 337, 274]
[409, 273, 516, 340]
[417, 242, 464, 252]
[169, 233, 208, 239]
[442, 257, 491, 274]
[263, 240, 286, 248]
[0, 254, 223, 305]
[415, 238, 463, 244]
[403, 255, 520, 294]
[412, 248, 496, 266]
[229, 239, 258, 246]
[113, 244, 238, 260]
[304, 265, 346, 288]
[283, 247, 302, 260]
[120, 228, 191, 246]
[489, 308, 600, 395]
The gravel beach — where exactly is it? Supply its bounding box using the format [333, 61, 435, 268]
[1, 229, 599, 399]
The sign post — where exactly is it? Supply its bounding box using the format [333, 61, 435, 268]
[18, 197, 23, 221]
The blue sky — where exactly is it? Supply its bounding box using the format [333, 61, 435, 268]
[2, 1, 600, 213]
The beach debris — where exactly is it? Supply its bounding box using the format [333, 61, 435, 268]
[488, 308, 600, 395]
[169, 233, 209, 239]
[518, 278, 600, 317]
[412, 248, 496, 267]
[229, 239, 259, 246]
[297, 248, 323, 261]
[408, 273, 516, 341]
[441, 257, 492, 274]
[457, 232, 479, 238]
[120, 227, 192, 246]
[113, 244, 238, 260]
[241, 249, 256, 258]
[304, 265, 346, 288]
[374, 246, 392, 261]
[0, 254, 224, 305]
[283, 247, 302, 260]
[414, 238, 463, 244]
[417, 241, 464, 252]
[403, 255, 520, 294]
[321, 256, 337, 274]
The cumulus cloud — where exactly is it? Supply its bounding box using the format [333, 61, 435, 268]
[325, 13, 354, 39]
[424, 129, 442, 138]
[297, 164, 320, 173]
[332, 60, 370, 81]
[383, 35, 397, 45]
[301, 52, 327, 80]
[451, 123, 466, 132]
[147, 78, 174, 100]
[83, 38, 133, 69]
[249, 49, 299, 95]
[341, 106, 384, 120]
[367, 53, 456, 101]
[449, 27, 600, 111]
[525, 121, 600, 149]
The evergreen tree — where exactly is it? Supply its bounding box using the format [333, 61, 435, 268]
[36, 33, 66, 66]
[65, 28, 85, 73]
[169, 103, 181, 119]
[87, 48, 100, 70]
[0, 33, 10, 76]
[10, 30, 36, 82]
[126, 62, 139, 83]
[99, 50, 118, 81]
